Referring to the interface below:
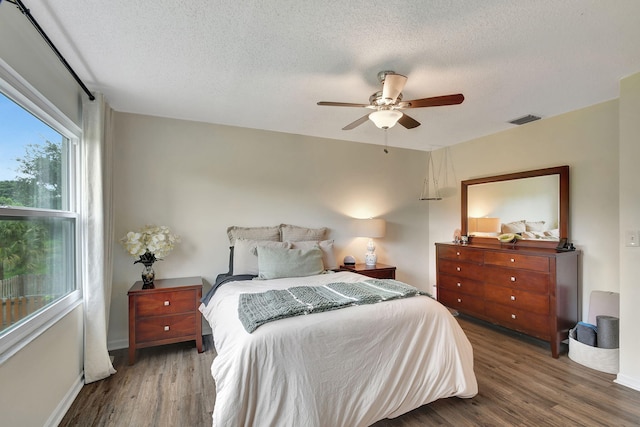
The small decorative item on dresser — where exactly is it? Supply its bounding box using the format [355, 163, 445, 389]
[120, 225, 180, 289]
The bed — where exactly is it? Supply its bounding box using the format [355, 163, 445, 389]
[198, 224, 477, 426]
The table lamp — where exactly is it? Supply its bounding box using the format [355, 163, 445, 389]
[352, 218, 386, 266]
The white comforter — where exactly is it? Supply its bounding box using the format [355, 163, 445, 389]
[199, 271, 477, 427]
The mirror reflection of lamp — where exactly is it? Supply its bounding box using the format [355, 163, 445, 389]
[352, 218, 386, 266]
[469, 217, 501, 235]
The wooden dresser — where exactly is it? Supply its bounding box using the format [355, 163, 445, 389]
[436, 242, 578, 358]
[128, 276, 203, 365]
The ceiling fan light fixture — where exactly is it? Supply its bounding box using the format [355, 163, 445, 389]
[369, 110, 403, 129]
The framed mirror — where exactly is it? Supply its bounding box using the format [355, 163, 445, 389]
[461, 166, 569, 248]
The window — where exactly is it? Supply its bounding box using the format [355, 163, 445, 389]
[0, 71, 81, 361]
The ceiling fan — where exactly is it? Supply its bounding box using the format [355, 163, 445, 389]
[317, 71, 464, 130]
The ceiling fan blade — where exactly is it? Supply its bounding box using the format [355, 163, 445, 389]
[318, 101, 370, 108]
[381, 73, 407, 103]
[398, 114, 421, 129]
[401, 93, 464, 109]
[342, 114, 370, 130]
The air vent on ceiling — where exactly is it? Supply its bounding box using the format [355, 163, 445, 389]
[508, 114, 541, 125]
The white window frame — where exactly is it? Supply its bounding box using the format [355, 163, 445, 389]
[0, 58, 83, 364]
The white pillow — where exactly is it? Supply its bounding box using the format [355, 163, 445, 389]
[501, 220, 526, 234]
[290, 240, 337, 270]
[280, 224, 328, 242]
[233, 239, 290, 275]
[257, 246, 325, 280]
[525, 221, 546, 232]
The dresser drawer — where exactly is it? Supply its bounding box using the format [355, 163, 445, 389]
[438, 259, 485, 280]
[438, 274, 484, 297]
[484, 266, 549, 294]
[135, 313, 196, 343]
[438, 288, 485, 316]
[135, 290, 197, 317]
[484, 251, 549, 272]
[485, 301, 550, 339]
[484, 284, 549, 315]
[438, 245, 484, 263]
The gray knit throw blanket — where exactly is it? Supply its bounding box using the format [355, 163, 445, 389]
[238, 279, 429, 333]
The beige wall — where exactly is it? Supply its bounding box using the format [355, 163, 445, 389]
[108, 112, 430, 347]
[0, 305, 84, 427]
[618, 71, 640, 390]
[0, 4, 86, 426]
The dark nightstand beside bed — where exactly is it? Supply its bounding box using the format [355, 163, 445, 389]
[128, 276, 203, 365]
[340, 263, 396, 279]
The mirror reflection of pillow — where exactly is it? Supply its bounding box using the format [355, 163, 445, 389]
[501, 220, 526, 234]
[525, 221, 546, 232]
[544, 229, 559, 237]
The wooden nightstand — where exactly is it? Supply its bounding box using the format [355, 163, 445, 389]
[341, 263, 396, 279]
[128, 276, 203, 365]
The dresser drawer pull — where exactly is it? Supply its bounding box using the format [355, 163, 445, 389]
[511, 314, 516, 319]
[510, 258, 515, 263]
[164, 301, 170, 306]
[457, 298, 462, 303]
[510, 276, 516, 282]
[457, 282, 461, 287]
[456, 267, 461, 272]
[164, 326, 170, 331]
[456, 251, 460, 256]
[510, 295, 516, 301]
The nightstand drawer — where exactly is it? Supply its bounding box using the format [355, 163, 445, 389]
[135, 290, 197, 317]
[135, 313, 196, 343]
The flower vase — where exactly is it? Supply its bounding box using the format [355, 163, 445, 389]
[141, 263, 155, 289]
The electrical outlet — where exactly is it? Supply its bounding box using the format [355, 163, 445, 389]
[625, 230, 638, 247]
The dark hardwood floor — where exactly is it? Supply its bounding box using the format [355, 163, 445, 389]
[60, 316, 640, 426]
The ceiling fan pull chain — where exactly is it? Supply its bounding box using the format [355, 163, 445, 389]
[384, 129, 389, 153]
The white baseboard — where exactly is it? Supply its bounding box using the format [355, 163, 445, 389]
[614, 373, 640, 391]
[45, 372, 84, 427]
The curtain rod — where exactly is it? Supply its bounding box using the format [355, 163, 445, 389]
[5, 0, 95, 101]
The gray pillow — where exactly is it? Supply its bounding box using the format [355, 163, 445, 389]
[233, 239, 291, 275]
[280, 224, 328, 242]
[257, 245, 324, 280]
[227, 225, 280, 245]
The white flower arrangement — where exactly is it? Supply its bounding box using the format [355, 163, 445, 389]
[120, 225, 180, 262]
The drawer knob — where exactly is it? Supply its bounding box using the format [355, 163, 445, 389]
[510, 258, 515, 263]
[456, 267, 461, 272]
[456, 251, 460, 256]
[164, 301, 170, 306]
[510, 295, 516, 301]
[510, 276, 516, 282]
[457, 298, 462, 303]
[511, 314, 517, 319]
[164, 326, 170, 331]
[457, 282, 461, 287]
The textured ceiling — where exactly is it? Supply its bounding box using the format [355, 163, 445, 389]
[12, 1, 640, 151]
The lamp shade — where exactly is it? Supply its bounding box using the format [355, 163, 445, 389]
[469, 217, 500, 233]
[369, 110, 402, 129]
[352, 218, 386, 238]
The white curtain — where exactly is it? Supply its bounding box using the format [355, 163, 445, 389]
[82, 92, 117, 383]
